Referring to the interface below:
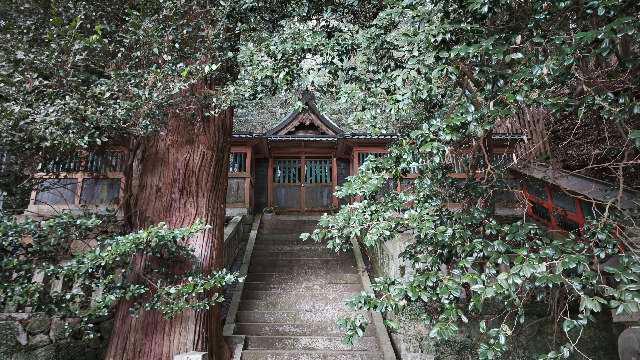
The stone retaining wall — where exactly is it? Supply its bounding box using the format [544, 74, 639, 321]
[362, 231, 626, 359]
[0, 215, 252, 360]
[0, 313, 112, 360]
[362, 231, 434, 360]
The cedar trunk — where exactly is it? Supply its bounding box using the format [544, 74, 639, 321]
[105, 107, 233, 360]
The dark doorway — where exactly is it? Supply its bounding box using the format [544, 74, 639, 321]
[254, 159, 268, 212]
[337, 159, 350, 205]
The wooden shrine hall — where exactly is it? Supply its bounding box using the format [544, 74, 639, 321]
[225, 94, 395, 215]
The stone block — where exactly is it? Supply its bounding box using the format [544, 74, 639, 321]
[28, 334, 51, 348]
[174, 351, 207, 360]
[16, 322, 28, 346]
[54, 340, 103, 360]
[13, 344, 58, 360]
[612, 310, 640, 323]
[25, 314, 50, 334]
[49, 318, 69, 342]
[0, 321, 21, 356]
[619, 327, 640, 360]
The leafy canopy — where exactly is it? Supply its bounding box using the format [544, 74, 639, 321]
[239, 0, 640, 358]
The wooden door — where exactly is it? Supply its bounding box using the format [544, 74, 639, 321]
[303, 159, 333, 210]
[273, 159, 302, 210]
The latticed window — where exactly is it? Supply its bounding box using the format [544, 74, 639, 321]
[0, 150, 8, 173]
[229, 152, 247, 173]
[523, 178, 588, 234]
[357, 152, 385, 168]
[86, 151, 126, 172]
[274, 159, 301, 183]
[445, 152, 472, 174]
[531, 202, 550, 221]
[39, 153, 83, 173]
[31, 150, 126, 208]
[525, 180, 547, 200]
[305, 159, 332, 184]
[554, 213, 580, 232]
[38, 150, 126, 173]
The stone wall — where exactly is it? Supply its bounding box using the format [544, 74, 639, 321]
[362, 232, 624, 360]
[362, 231, 434, 360]
[0, 313, 112, 360]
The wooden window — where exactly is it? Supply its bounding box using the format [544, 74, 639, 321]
[581, 200, 595, 219]
[551, 190, 577, 212]
[80, 179, 121, 205]
[86, 151, 126, 173]
[35, 178, 78, 205]
[531, 202, 551, 221]
[357, 152, 385, 169]
[39, 153, 83, 173]
[445, 151, 470, 175]
[229, 152, 247, 173]
[305, 159, 332, 184]
[0, 150, 8, 173]
[30, 149, 126, 211]
[554, 214, 580, 232]
[274, 159, 301, 184]
[523, 178, 587, 233]
[525, 180, 547, 200]
[39, 151, 125, 173]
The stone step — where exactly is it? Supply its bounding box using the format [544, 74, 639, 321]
[242, 282, 363, 293]
[258, 233, 315, 241]
[250, 250, 345, 260]
[257, 232, 317, 238]
[241, 350, 382, 360]
[251, 244, 330, 252]
[250, 257, 355, 268]
[254, 239, 320, 247]
[238, 298, 353, 312]
[234, 322, 376, 337]
[245, 335, 379, 351]
[244, 273, 361, 285]
[242, 290, 359, 301]
[259, 227, 318, 235]
[236, 310, 371, 324]
[248, 262, 357, 274]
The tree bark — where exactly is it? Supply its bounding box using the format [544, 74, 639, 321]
[105, 106, 233, 360]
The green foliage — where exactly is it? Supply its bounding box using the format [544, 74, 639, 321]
[337, 313, 369, 345]
[0, 212, 239, 336]
[268, 1, 640, 358]
[1, 0, 638, 355]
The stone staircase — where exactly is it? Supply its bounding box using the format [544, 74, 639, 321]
[232, 216, 385, 360]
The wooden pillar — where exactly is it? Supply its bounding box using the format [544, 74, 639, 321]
[331, 156, 338, 207]
[352, 151, 358, 176]
[267, 157, 274, 208]
[244, 148, 252, 209]
[300, 156, 306, 213]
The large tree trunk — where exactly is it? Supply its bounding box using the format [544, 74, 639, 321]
[105, 107, 233, 360]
